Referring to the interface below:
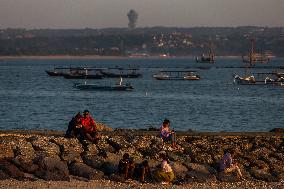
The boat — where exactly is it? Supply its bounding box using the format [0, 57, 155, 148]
[74, 78, 134, 91]
[45, 66, 69, 76]
[233, 75, 256, 85]
[153, 70, 200, 80]
[233, 72, 284, 85]
[196, 42, 215, 64]
[242, 39, 270, 66]
[63, 67, 104, 79]
[100, 67, 142, 78]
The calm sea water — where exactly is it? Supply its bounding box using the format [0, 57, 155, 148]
[0, 57, 283, 132]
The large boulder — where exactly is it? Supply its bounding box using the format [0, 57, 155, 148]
[0, 159, 25, 180]
[250, 167, 277, 182]
[82, 154, 104, 170]
[12, 156, 38, 174]
[50, 137, 84, 163]
[217, 171, 240, 182]
[69, 162, 104, 180]
[29, 136, 60, 158]
[184, 163, 217, 182]
[35, 157, 69, 181]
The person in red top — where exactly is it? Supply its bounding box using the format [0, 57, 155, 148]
[80, 110, 101, 143]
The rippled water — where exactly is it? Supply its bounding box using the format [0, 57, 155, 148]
[0, 57, 283, 131]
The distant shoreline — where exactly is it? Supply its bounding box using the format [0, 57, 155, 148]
[0, 55, 249, 60]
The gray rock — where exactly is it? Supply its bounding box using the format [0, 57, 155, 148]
[69, 162, 104, 180]
[35, 157, 70, 181]
[82, 154, 104, 169]
[100, 161, 117, 175]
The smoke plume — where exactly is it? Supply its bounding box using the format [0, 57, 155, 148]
[127, 9, 138, 29]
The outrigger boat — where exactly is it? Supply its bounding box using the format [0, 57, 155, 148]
[242, 39, 270, 66]
[233, 71, 284, 85]
[100, 67, 142, 78]
[45, 66, 69, 76]
[196, 42, 215, 64]
[63, 67, 104, 79]
[74, 77, 134, 91]
[153, 70, 200, 80]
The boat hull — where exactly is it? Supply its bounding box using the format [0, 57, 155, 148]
[74, 84, 133, 91]
[63, 74, 104, 79]
[45, 70, 65, 76]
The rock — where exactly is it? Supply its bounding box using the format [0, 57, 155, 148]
[35, 157, 69, 181]
[0, 159, 25, 180]
[30, 136, 60, 157]
[69, 162, 104, 180]
[61, 151, 83, 163]
[82, 154, 104, 169]
[217, 171, 240, 182]
[0, 170, 10, 180]
[185, 163, 217, 174]
[50, 137, 84, 154]
[86, 144, 99, 155]
[13, 139, 36, 159]
[106, 138, 122, 152]
[100, 162, 117, 176]
[109, 173, 125, 182]
[172, 162, 188, 179]
[270, 128, 284, 133]
[250, 167, 277, 182]
[96, 122, 113, 132]
[12, 156, 38, 173]
[184, 163, 217, 182]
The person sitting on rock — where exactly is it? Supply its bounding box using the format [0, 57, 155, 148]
[154, 152, 175, 184]
[118, 153, 135, 179]
[65, 112, 82, 138]
[160, 119, 176, 147]
[219, 149, 243, 179]
[80, 110, 101, 143]
[133, 160, 151, 183]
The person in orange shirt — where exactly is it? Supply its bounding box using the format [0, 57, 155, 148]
[80, 110, 101, 143]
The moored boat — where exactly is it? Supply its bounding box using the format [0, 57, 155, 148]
[74, 78, 134, 91]
[153, 70, 200, 80]
[100, 68, 142, 78]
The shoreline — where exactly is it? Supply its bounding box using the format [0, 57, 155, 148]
[0, 129, 283, 188]
[0, 55, 262, 61]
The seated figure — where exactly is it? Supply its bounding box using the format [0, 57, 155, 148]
[118, 153, 135, 179]
[160, 119, 176, 147]
[65, 112, 82, 138]
[219, 149, 243, 179]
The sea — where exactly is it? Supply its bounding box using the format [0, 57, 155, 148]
[0, 57, 283, 132]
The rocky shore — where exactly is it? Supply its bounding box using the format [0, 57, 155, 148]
[0, 128, 283, 188]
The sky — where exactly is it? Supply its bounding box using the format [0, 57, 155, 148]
[0, 0, 283, 29]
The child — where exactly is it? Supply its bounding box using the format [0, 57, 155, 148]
[160, 119, 176, 147]
[133, 160, 151, 182]
[118, 153, 135, 179]
[154, 152, 175, 184]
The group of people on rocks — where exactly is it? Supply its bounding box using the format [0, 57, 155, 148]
[65, 113, 243, 184]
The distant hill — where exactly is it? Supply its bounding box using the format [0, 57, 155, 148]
[0, 26, 283, 57]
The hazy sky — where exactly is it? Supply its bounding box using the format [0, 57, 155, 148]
[0, 0, 283, 29]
